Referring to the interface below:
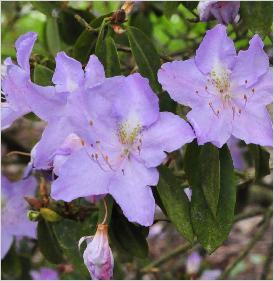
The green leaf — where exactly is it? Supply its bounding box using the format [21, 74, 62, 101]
[127, 26, 161, 93]
[46, 17, 61, 57]
[73, 14, 112, 64]
[190, 144, 236, 253]
[31, 1, 60, 17]
[37, 220, 63, 264]
[95, 19, 107, 60]
[199, 143, 220, 217]
[33, 64, 53, 86]
[110, 206, 149, 258]
[241, 2, 273, 38]
[163, 1, 180, 18]
[157, 166, 194, 243]
[249, 144, 270, 181]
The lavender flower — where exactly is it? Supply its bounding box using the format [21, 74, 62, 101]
[158, 24, 273, 148]
[197, 1, 240, 24]
[51, 73, 195, 226]
[186, 252, 202, 275]
[1, 175, 37, 259]
[80, 224, 114, 280]
[1, 32, 65, 130]
[200, 269, 222, 280]
[30, 267, 59, 280]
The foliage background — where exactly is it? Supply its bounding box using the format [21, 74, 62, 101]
[1, 1, 273, 280]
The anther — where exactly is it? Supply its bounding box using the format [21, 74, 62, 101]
[122, 169, 125, 175]
[195, 90, 199, 94]
[95, 153, 98, 160]
[252, 88, 255, 93]
[80, 139, 85, 146]
[89, 120, 93, 126]
[245, 80, 248, 84]
[96, 141, 100, 144]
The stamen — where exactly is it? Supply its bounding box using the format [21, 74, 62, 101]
[209, 102, 219, 117]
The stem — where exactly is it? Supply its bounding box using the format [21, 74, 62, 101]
[219, 207, 273, 280]
[6, 151, 31, 157]
[74, 14, 98, 33]
[101, 197, 108, 225]
[234, 208, 265, 222]
[260, 241, 273, 280]
[141, 242, 196, 273]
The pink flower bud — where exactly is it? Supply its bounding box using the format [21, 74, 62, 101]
[81, 224, 114, 280]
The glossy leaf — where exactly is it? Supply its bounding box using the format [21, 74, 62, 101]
[46, 17, 61, 57]
[33, 64, 54, 86]
[127, 26, 162, 93]
[37, 220, 63, 264]
[157, 165, 194, 243]
[31, 1, 60, 17]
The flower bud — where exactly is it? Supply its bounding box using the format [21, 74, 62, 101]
[186, 252, 202, 275]
[27, 210, 41, 221]
[80, 224, 114, 280]
[40, 208, 62, 222]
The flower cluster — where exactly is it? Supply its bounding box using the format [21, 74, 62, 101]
[1, 21, 272, 279]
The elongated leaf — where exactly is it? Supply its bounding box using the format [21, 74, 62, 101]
[190, 144, 236, 253]
[110, 206, 148, 258]
[200, 143, 220, 217]
[249, 144, 270, 181]
[163, 1, 180, 18]
[31, 1, 60, 17]
[95, 19, 107, 61]
[127, 26, 161, 93]
[157, 166, 194, 243]
[46, 18, 61, 57]
[33, 64, 53, 86]
[241, 2, 273, 38]
[37, 220, 63, 264]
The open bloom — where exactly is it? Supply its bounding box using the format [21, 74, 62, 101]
[80, 224, 114, 280]
[31, 52, 106, 170]
[158, 24, 273, 148]
[1, 175, 37, 259]
[197, 1, 240, 24]
[1, 32, 65, 130]
[51, 73, 195, 226]
[30, 267, 59, 280]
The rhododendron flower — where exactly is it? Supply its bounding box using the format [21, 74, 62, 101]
[227, 136, 247, 170]
[1, 32, 65, 130]
[32, 53, 106, 170]
[1, 175, 37, 259]
[51, 73, 195, 226]
[186, 251, 202, 275]
[158, 24, 273, 148]
[79, 224, 114, 280]
[198, 1, 240, 24]
[30, 267, 59, 280]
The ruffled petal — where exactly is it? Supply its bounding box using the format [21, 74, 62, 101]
[138, 112, 195, 167]
[84, 55, 105, 89]
[195, 24, 236, 74]
[109, 157, 159, 226]
[158, 59, 208, 108]
[52, 52, 84, 93]
[231, 35, 269, 87]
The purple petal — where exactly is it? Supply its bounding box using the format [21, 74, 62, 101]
[227, 136, 246, 170]
[15, 32, 37, 73]
[231, 35, 269, 87]
[200, 269, 221, 280]
[52, 52, 84, 93]
[109, 157, 159, 226]
[158, 59, 208, 108]
[195, 24, 236, 74]
[232, 106, 273, 146]
[30, 267, 59, 280]
[51, 148, 111, 201]
[138, 112, 195, 167]
[84, 55, 105, 89]
[187, 104, 233, 148]
[1, 229, 13, 259]
[186, 251, 202, 275]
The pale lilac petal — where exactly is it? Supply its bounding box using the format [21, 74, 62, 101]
[84, 55, 105, 89]
[15, 32, 37, 73]
[200, 269, 221, 280]
[1, 229, 13, 259]
[195, 24, 236, 74]
[186, 252, 202, 275]
[227, 136, 246, 170]
[1, 103, 29, 130]
[138, 112, 195, 167]
[51, 148, 111, 201]
[52, 52, 84, 93]
[232, 106, 273, 146]
[158, 59, 208, 107]
[231, 35, 269, 87]
[187, 105, 233, 148]
[109, 157, 159, 226]
[184, 187, 192, 201]
[30, 267, 59, 280]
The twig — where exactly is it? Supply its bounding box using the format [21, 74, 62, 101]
[74, 14, 98, 33]
[260, 241, 273, 280]
[219, 207, 273, 280]
[234, 208, 265, 223]
[141, 241, 195, 273]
